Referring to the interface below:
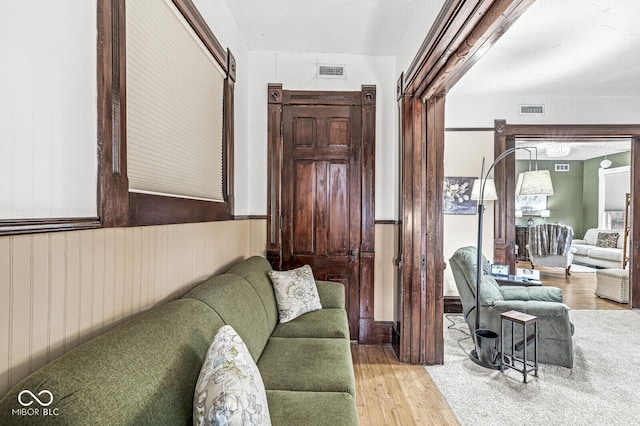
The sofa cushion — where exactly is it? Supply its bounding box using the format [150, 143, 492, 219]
[184, 274, 272, 362]
[596, 231, 619, 248]
[266, 390, 358, 426]
[194, 325, 271, 426]
[271, 308, 349, 339]
[0, 299, 224, 425]
[257, 337, 356, 396]
[268, 265, 322, 323]
[571, 243, 591, 256]
[587, 247, 624, 262]
[315, 280, 346, 309]
[226, 256, 279, 332]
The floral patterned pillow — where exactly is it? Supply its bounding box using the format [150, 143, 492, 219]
[268, 265, 322, 323]
[193, 325, 271, 426]
[596, 232, 619, 248]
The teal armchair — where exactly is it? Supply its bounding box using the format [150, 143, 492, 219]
[449, 246, 575, 368]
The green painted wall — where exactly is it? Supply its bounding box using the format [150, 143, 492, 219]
[515, 160, 585, 236]
[582, 151, 631, 232]
[515, 151, 631, 239]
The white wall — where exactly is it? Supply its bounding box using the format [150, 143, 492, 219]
[445, 94, 640, 128]
[246, 51, 398, 219]
[395, 0, 446, 78]
[443, 130, 494, 296]
[0, 0, 97, 219]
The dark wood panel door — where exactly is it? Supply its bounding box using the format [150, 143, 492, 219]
[282, 104, 362, 339]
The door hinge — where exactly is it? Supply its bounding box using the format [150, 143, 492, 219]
[280, 214, 284, 229]
[280, 122, 284, 134]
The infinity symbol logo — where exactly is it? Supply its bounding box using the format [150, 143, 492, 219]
[18, 390, 54, 407]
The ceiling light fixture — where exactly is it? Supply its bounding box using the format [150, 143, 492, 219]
[546, 143, 571, 158]
[600, 155, 612, 169]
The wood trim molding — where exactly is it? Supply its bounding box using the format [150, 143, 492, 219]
[444, 296, 463, 314]
[266, 84, 283, 269]
[0, 219, 101, 236]
[375, 220, 400, 225]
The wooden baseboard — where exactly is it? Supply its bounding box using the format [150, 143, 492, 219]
[359, 319, 393, 344]
[444, 296, 463, 313]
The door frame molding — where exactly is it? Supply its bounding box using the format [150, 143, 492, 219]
[266, 84, 378, 343]
[494, 122, 640, 308]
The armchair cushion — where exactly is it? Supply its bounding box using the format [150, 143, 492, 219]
[500, 286, 563, 302]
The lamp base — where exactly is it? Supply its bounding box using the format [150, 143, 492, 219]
[469, 349, 501, 370]
[470, 329, 502, 370]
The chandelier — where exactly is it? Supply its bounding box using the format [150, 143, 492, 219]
[546, 143, 571, 158]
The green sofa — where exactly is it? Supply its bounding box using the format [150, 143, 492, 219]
[450, 246, 575, 368]
[0, 256, 359, 425]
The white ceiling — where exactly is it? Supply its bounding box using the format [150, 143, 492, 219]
[224, 0, 638, 160]
[515, 140, 631, 161]
[451, 0, 640, 97]
[222, 0, 420, 55]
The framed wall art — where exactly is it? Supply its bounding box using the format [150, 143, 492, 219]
[444, 176, 477, 215]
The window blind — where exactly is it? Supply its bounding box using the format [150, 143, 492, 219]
[604, 170, 630, 211]
[126, 0, 225, 202]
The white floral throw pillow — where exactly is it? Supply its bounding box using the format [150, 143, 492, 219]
[193, 325, 271, 426]
[268, 265, 322, 323]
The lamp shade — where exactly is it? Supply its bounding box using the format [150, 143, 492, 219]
[516, 170, 554, 196]
[471, 178, 498, 201]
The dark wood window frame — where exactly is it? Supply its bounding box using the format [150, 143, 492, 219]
[98, 0, 236, 228]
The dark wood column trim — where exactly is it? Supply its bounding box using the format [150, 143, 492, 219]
[492, 120, 516, 268]
[97, 0, 129, 228]
[424, 95, 446, 364]
[266, 84, 283, 269]
[396, 0, 536, 365]
[359, 85, 377, 344]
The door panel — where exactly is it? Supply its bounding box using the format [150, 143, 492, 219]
[282, 104, 362, 339]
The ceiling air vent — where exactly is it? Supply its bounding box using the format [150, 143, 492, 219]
[555, 164, 570, 172]
[317, 64, 346, 79]
[519, 104, 545, 115]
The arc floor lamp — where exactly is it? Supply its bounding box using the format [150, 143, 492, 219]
[469, 146, 554, 369]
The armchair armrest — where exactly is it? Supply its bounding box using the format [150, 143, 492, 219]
[500, 286, 563, 303]
[492, 299, 570, 316]
[572, 239, 587, 245]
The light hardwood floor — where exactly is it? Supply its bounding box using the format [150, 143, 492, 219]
[353, 262, 630, 425]
[516, 260, 629, 310]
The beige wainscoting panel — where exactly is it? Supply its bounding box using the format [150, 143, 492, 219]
[374, 223, 399, 321]
[0, 219, 266, 398]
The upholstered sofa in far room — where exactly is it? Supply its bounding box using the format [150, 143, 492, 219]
[0, 256, 358, 425]
[571, 228, 626, 269]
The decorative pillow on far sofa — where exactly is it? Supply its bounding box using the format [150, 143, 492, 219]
[596, 232, 619, 248]
[193, 325, 271, 426]
[268, 264, 322, 323]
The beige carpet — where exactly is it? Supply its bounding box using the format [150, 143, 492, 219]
[426, 311, 640, 425]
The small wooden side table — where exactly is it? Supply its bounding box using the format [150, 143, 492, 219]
[500, 310, 538, 383]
